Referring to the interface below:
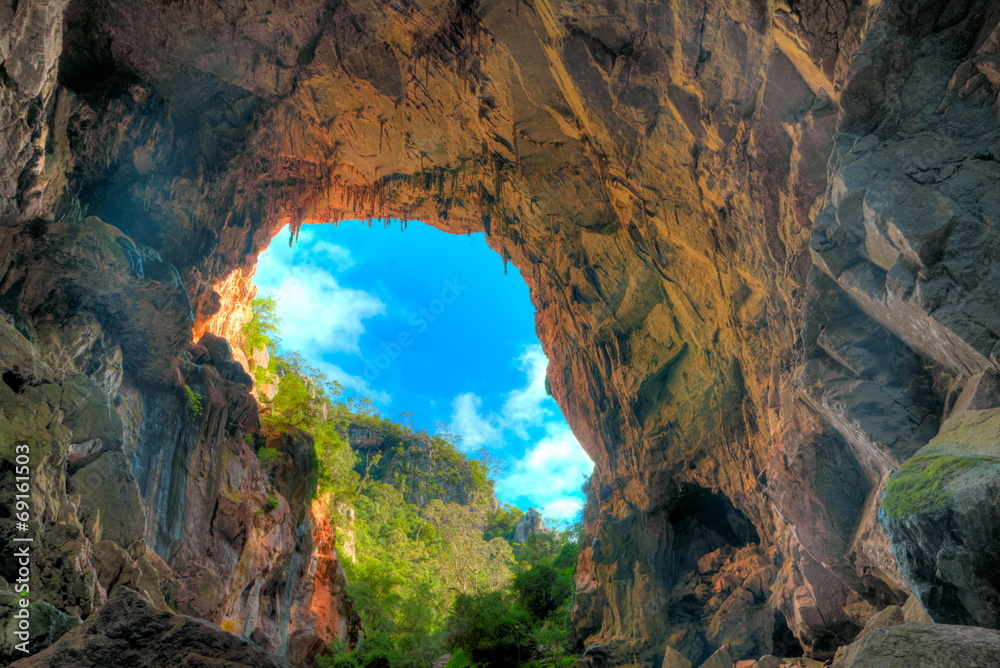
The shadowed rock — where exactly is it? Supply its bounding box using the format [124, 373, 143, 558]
[10, 587, 291, 667]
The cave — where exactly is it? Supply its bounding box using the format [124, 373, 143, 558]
[5, 0, 1000, 667]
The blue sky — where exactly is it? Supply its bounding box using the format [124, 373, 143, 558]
[254, 222, 593, 520]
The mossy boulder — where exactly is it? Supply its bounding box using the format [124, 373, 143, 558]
[0, 589, 80, 663]
[881, 409, 1000, 628]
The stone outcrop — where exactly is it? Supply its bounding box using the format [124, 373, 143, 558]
[5, 0, 1000, 666]
[0, 9, 361, 654]
[0, 211, 358, 664]
[10, 586, 292, 668]
[880, 409, 1000, 628]
[831, 622, 1000, 668]
[513, 507, 547, 544]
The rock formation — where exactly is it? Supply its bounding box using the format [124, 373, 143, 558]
[513, 507, 547, 544]
[4, 0, 1000, 666]
[11, 586, 294, 668]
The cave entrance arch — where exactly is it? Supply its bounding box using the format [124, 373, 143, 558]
[241, 219, 594, 520]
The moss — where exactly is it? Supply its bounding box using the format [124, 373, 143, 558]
[882, 454, 991, 520]
[183, 384, 203, 419]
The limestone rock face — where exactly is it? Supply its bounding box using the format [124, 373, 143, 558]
[0, 212, 358, 664]
[513, 507, 547, 544]
[5, 0, 1000, 665]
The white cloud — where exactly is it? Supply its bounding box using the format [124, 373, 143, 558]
[312, 241, 356, 271]
[273, 269, 383, 355]
[448, 344, 556, 446]
[452, 392, 503, 451]
[542, 498, 585, 521]
[495, 425, 593, 521]
[255, 242, 385, 357]
[447, 343, 593, 520]
[501, 345, 552, 437]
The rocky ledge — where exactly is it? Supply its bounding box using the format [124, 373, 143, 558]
[10, 587, 292, 668]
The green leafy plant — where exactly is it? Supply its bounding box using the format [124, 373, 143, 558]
[446, 592, 535, 668]
[257, 446, 281, 468]
[263, 494, 280, 513]
[183, 384, 203, 419]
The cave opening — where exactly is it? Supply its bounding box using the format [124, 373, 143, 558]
[668, 485, 761, 562]
[772, 611, 805, 658]
[1, 370, 27, 394]
[250, 220, 594, 521]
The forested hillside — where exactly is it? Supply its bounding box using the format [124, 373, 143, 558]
[242, 298, 582, 668]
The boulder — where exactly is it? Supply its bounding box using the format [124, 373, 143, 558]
[881, 410, 1000, 627]
[833, 623, 1000, 668]
[10, 587, 292, 667]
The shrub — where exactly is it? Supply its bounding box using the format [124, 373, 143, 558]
[240, 296, 280, 356]
[444, 650, 475, 668]
[486, 504, 524, 542]
[257, 447, 281, 468]
[263, 494, 280, 513]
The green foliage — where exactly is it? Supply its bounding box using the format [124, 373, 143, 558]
[312, 419, 360, 502]
[516, 533, 561, 564]
[240, 296, 281, 356]
[183, 384, 203, 419]
[552, 538, 580, 571]
[446, 592, 535, 668]
[882, 453, 988, 519]
[257, 446, 281, 467]
[486, 504, 524, 542]
[444, 650, 475, 668]
[264, 494, 280, 512]
[240, 300, 359, 504]
[347, 419, 494, 508]
[318, 656, 358, 668]
[264, 372, 322, 432]
[513, 564, 573, 621]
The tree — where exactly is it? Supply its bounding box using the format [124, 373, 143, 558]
[446, 592, 535, 668]
[422, 500, 514, 595]
[486, 503, 524, 541]
[263, 372, 322, 431]
[513, 564, 573, 621]
[240, 296, 281, 356]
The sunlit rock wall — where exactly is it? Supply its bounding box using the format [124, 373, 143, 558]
[3, 0, 1000, 666]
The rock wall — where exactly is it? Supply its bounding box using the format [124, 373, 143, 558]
[4, 0, 1000, 666]
[0, 213, 359, 664]
[1, 4, 360, 662]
